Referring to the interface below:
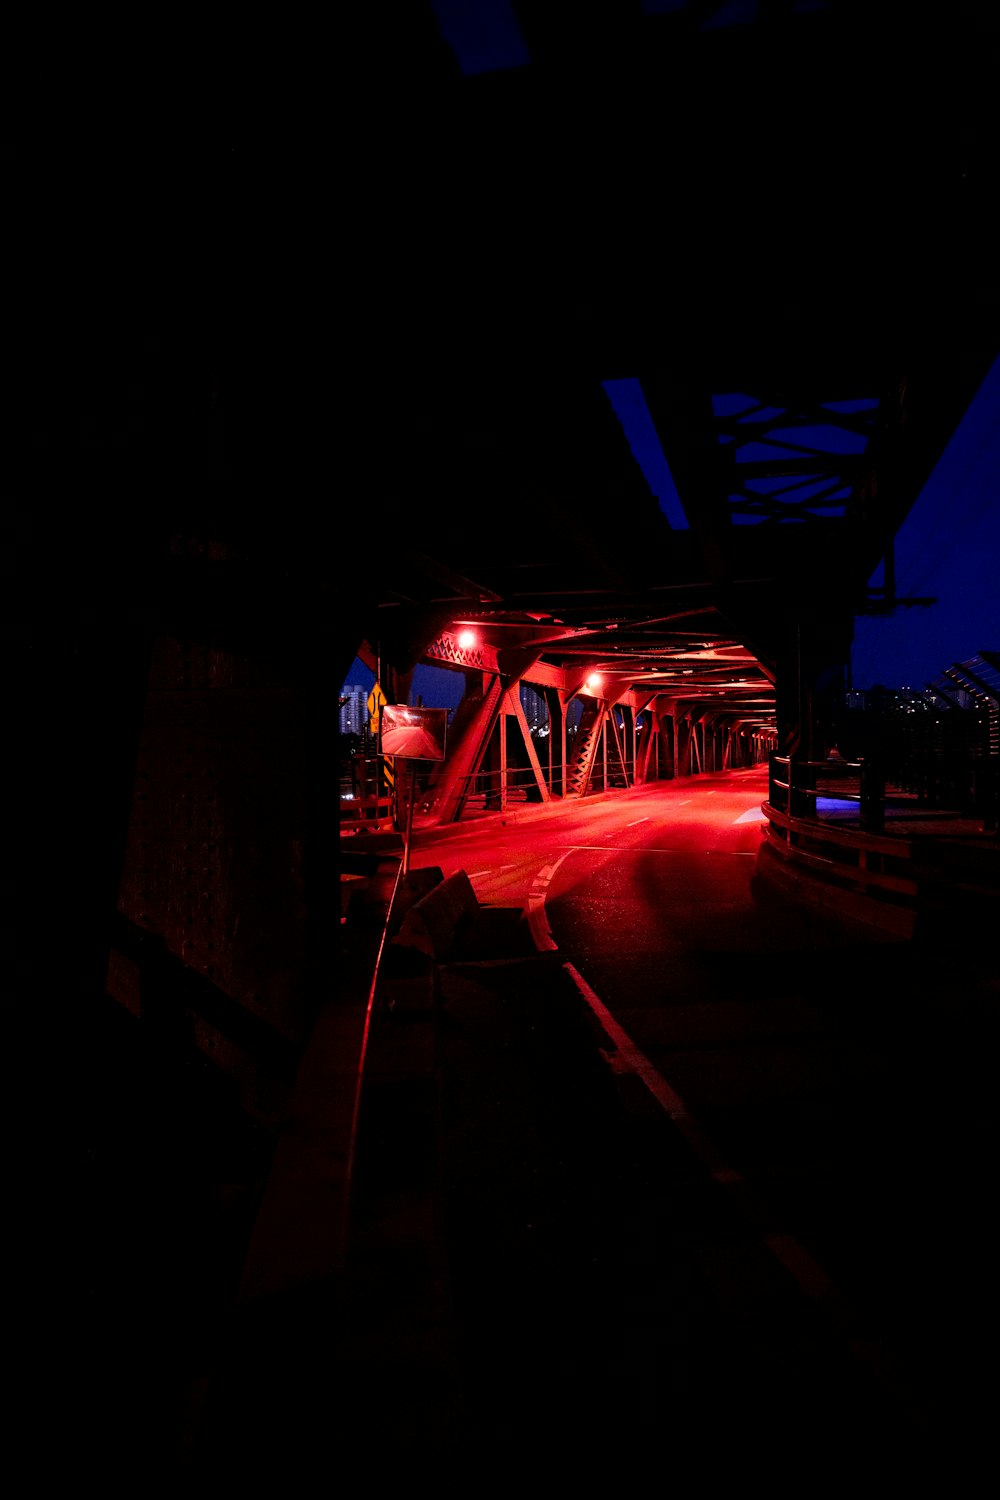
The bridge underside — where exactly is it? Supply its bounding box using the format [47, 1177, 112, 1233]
[25, 0, 996, 989]
[332, 5, 997, 788]
[354, 626, 775, 825]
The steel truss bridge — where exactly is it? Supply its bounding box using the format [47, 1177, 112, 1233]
[22, 8, 998, 1481]
[334, 2, 997, 823]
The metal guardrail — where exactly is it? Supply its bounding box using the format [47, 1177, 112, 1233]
[761, 755, 999, 936]
[769, 750, 998, 830]
[340, 733, 644, 829]
[768, 753, 888, 831]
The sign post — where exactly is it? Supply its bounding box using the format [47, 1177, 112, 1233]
[366, 682, 389, 826]
[367, 682, 387, 736]
[402, 762, 417, 875]
[378, 704, 448, 876]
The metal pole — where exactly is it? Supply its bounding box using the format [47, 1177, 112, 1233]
[402, 760, 416, 876]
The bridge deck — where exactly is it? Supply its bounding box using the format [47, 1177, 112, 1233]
[178, 790, 998, 1484]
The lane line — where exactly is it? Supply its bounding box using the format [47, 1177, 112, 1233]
[526, 852, 571, 951]
[559, 960, 915, 1405]
[527, 846, 918, 1415]
[553, 845, 757, 856]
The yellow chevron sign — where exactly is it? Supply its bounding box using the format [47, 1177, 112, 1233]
[367, 682, 387, 733]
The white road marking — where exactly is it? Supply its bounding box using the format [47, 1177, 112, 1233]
[556, 844, 684, 853]
[526, 852, 570, 951]
[551, 842, 760, 856]
[559, 959, 911, 1401]
[735, 806, 767, 824]
[526, 847, 913, 1410]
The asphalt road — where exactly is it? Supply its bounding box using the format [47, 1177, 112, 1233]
[401, 766, 999, 1478]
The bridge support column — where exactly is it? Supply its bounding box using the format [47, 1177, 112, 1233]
[673, 710, 693, 778]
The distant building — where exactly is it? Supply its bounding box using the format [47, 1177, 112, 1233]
[521, 684, 548, 733]
[340, 684, 368, 737]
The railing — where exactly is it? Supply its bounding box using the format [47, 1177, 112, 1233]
[767, 753, 888, 831]
[761, 754, 1000, 936]
[769, 748, 998, 832]
[341, 741, 773, 830]
[422, 761, 556, 821]
[425, 749, 634, 821]
[340, 754, 393, 826]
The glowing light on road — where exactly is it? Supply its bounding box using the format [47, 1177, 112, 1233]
[735, 806, 767, 823]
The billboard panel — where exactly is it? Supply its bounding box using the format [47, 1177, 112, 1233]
[380, 704, 448, 762]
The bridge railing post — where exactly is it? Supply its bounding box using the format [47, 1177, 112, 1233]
[859, 755, 885, 833]
[769, 752, 793, 815]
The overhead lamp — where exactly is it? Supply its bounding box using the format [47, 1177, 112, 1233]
[586, 672, 603, 692]
[457, 629, 478, 649]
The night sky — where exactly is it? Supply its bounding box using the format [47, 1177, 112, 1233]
[850, 354, 999, 691]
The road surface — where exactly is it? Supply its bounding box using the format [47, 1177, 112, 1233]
[402, 767, 998, 1470]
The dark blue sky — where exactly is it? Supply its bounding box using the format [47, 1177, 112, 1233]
[603, 359, 999, 692]
[849, 354, 999, 690]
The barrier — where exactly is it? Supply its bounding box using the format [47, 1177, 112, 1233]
[392, 868, 549, 967]
[758, 796, 1000, 938]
